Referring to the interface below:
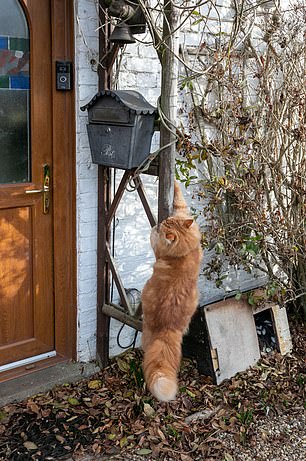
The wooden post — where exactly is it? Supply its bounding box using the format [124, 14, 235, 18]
[96, 4, 115, 367]
[158, 0, 180, 222]
[96, 166, 111, 367]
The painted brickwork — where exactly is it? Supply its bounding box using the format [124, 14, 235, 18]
[75, 0, 99, 361]
[75, 0, 162, 361]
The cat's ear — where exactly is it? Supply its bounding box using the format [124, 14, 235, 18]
[165, 232, 176, 243]
[183, 219, 194, 229]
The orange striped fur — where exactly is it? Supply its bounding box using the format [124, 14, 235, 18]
[142, 181, 202, 401]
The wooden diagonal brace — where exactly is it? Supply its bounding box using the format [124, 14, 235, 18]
[134, 177, 157, 228]
[102, 303, 143, 332]
[105, 243, 134, 316]
[107, 170, 131, 229]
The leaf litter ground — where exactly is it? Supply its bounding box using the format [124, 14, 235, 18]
[0, 318, 304, 461]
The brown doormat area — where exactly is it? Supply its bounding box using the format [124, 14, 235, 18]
[0, 318, 304, 461]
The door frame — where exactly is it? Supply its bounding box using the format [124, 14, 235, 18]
[0, 0, 76, 381]
[51, 0, 76, 361]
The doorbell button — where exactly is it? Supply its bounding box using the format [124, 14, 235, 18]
[56, 61, 72, 90]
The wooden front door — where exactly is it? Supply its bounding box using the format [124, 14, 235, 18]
[0, 1, 56, 367]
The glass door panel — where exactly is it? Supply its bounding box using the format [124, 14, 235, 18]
[0, 0, 30, 184]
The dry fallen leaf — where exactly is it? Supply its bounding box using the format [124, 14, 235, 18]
[181, 454, 194, 461]
[136, 448, 153, 455]
[143, 403, 155, 417]
[67, 397, 80, 406]
[23, 441, 38, 450]
[88, 379, 102, 390]
[0, 321, 304, 461]
[56, 434, 65, 443]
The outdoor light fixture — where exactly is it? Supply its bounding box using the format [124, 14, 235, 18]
[101, 0, 146, 45]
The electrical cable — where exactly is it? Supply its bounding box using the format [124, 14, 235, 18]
[116, 322, 139, 350]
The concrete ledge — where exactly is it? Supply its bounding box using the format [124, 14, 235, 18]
[0, 361, 100, 407]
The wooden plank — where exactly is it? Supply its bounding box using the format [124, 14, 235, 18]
[102, 304, 143, 332]
[271, 305, 292, 355]
[158, 1, 180, 222]
[96, 166, 111, 367]
[205, 299, 260, 384]
[158, 137, 175, 222]
[134, 177, 157, 228]
[252, 302, 293, 355]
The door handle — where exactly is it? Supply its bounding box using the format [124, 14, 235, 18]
[25, 165, 50, 214]
[25, 188, 45, 194]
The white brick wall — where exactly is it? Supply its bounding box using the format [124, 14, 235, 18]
[75, 0, 99, 362]
[75, 1, 162, 361]
[74, 0, 268, 362]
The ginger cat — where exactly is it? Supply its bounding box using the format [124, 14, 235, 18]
[141, 181, 203, 402]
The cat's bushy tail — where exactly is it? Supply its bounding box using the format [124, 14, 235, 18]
[173, 181, 189, 217]
[143, 330, 182, 402]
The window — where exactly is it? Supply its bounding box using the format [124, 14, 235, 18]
[0, 0, 30, 184]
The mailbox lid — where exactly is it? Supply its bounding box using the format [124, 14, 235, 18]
[90, 99, 132, 125]
[81, 90, 157, 125]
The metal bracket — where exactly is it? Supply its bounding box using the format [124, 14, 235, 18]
[211, 347, 220, 374]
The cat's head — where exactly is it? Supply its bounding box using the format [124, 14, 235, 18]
[150, 216, 201, 258]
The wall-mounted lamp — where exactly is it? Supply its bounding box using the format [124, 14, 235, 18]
[101, 0, 146, 45]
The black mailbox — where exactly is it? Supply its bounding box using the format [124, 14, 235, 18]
[81, 90, 157, 170]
